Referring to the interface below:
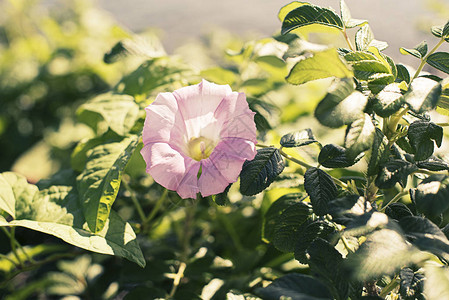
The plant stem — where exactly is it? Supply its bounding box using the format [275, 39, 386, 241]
[6, 228, 23, 268]
[436, 123, 449, 127]
[278, 147, 314, 169]
[145, 188, 168, 225]
[379, 276, 400, 298]
[380, 190, 409, 212]
[342, 28, 355, 51]
[411, 38, 445, 81]
[122, 175, 146, 223]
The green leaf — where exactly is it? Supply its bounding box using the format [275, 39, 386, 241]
[427, 52, 449, 74]
[280, 128, 317, 148]
[400, 41, 428, 59]
[77, 93, 139, 136]
[281, 4, 343, 35]
[200, 67, 237, 85]
[262, 193, 304, 243]
[318, 144, 362, 168]
[407, 121, 443, 161]
[304, 167, 338, 216]
[307, 239, 349, 300]
[444, 20, 449, 37]
[404, 77, 442, 114]
[328, 195, 369, 225]
[374, 159, 418, 189]
[273, 202, 312, 252]
[344, 114, 375, 159]
[431, 22, 449, 41]
[367, 128, 391, 176]
[372, 84, 405, 117]
[256, 273, 333, 300]
[347, 228, 426, 281]
[396, 64, 411, 84]
[239, 147, 285, 196]
[385, 203, 413, 222]
[344, 52, 392, 83]
[103, 36, 165, 64]
[411, 174, 449, 217]
[294, 221, 335, 264]
[355, 25, 388, 51]
[399, 268, 425, 299]
[424, 263, 449, 300]
[416, 156, 449, 171]
[77, 135, 139, 233]
[286, 48, 353, 85]
[0, 178, 145, 267]
[340, 0, 367, 29]
[315, 78, 368, 128]
[0, 172, 22, 218]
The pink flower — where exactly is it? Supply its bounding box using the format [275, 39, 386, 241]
[140, 79, 257, 199]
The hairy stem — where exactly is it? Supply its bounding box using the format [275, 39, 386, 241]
[411, 38, 445, 81]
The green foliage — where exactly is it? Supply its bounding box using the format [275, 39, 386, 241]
[280, 128, 318, 148]
[304, 167, 338, 216]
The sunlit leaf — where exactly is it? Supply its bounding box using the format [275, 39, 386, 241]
[344, 114, 375, 159]
[375, 159, 417, 189]
[318, 144, 362, 168]
[372, 83, 405, 117]
[416, 156, 449, 171]
[286, 48, 353, 85]
[400, 41, 428, 59]
[280, 128, 317, 148]
[396, 63, 411, 84]
[411, 174, 449, 218]
[424, 263, 449, 300]
[77, 135, 139, 233]
[340, 0, 367, 29]
[355, 25, 388, 51]
[404, 77, 442, 114]
[103, 36, 166, 64]
[427, 52, 449, 74]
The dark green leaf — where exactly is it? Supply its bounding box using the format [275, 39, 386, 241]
[385, 203, 413, 221]
[417, 156, 449, 171]
[444, 20, 449, 37]
[372, 84, 405, 117]
[262, 193, 303, 243]
[256, 273, 333, 300]
[375, 159, 418, 189]
[315, 78, 368, 128]
[411, 174, 449, 217]
[280, 128, 317, 148]
[328, 195, 370, 225]
[77, 135, 139, 233]
[344, 114, 375, 159]
[211, 184, 231, 206]
[307, 239, 349, 300]
[367, 128, 390, 176]
[396, 64, 411, 84]
[273, 202, 312, 252]
[304, 167, 338, 216]
[318, 144, 362, 168]
[294, 221, 335, 264]
[399, 268, 425, 300]
[427, 52, 449, 74]
[239, 147, 285, 196]
[407, 121, 443, 161]
[286, 48, 353, 85]
[404, 77, 442, 114]
[281, 4, 343, 35]
[400, 41, 428, 59]
[355, 25, 388, 51]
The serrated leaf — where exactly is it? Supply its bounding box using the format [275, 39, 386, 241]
[367, 128, 390, 176]
[340, 0, 367, 29]
[417, 156, 449, 171]
[407, 121, 443, 161]
[281, 4, 343, 35]
[372, 83, 405, 117]
[256, 273, 333, 300]
[328, 195, 371, 225]
[400, 41, 428, 59]
[399, 268, 425, 299]
[294, 221, 335, 264]
[0, 173, 22, 218]
[344, 114, 375, 159]
[355, 24, 388, 51]
[443, 20, 449, 37]
[318, 144, 362, 168]
[385, 203, 413, 221]
[411, 174, 449, 217]
[77, 93, 139, 136]
[280, 128, 317, 148]
[427, 52, 449, 74]
[304, 167, 338, 216]
[286, 48, 353, 85]
[315, 78, 368, 128]
[396, 64, 411, 84]
[347, 228, 426, 281]
[77, 135, 139, 233]
[404, 77, 442, 113]
[375, 159, 418, 189]
[273, 202, 312, 252]
[262, 193, 303, 243]
[307, 239, 349, 300]
[239, 147, 285, 196]
[0, 178, 145, 267]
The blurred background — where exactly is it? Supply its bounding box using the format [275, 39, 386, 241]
[1, 0, 448, 179]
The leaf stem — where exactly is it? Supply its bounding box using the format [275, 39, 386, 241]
[278, 148, 314, 169]
[122, 175, 146, 223]
[380, 190, 409, 212]
[5, 227, 23, 268]
[411, 38, 445, 81]
[379, 276, 400, 298]
[342, 28, 355, 51]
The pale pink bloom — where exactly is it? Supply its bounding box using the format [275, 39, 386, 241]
[140, 79, 257, 199]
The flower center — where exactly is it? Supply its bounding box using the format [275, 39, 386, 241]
[187, 136, 215, 161]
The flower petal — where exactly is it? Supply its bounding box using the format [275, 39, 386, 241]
[142, 92, 187, 150]
[218, 137, 257, 160]
[198, 159, 231, 197]
[140, 142, 199, 198]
